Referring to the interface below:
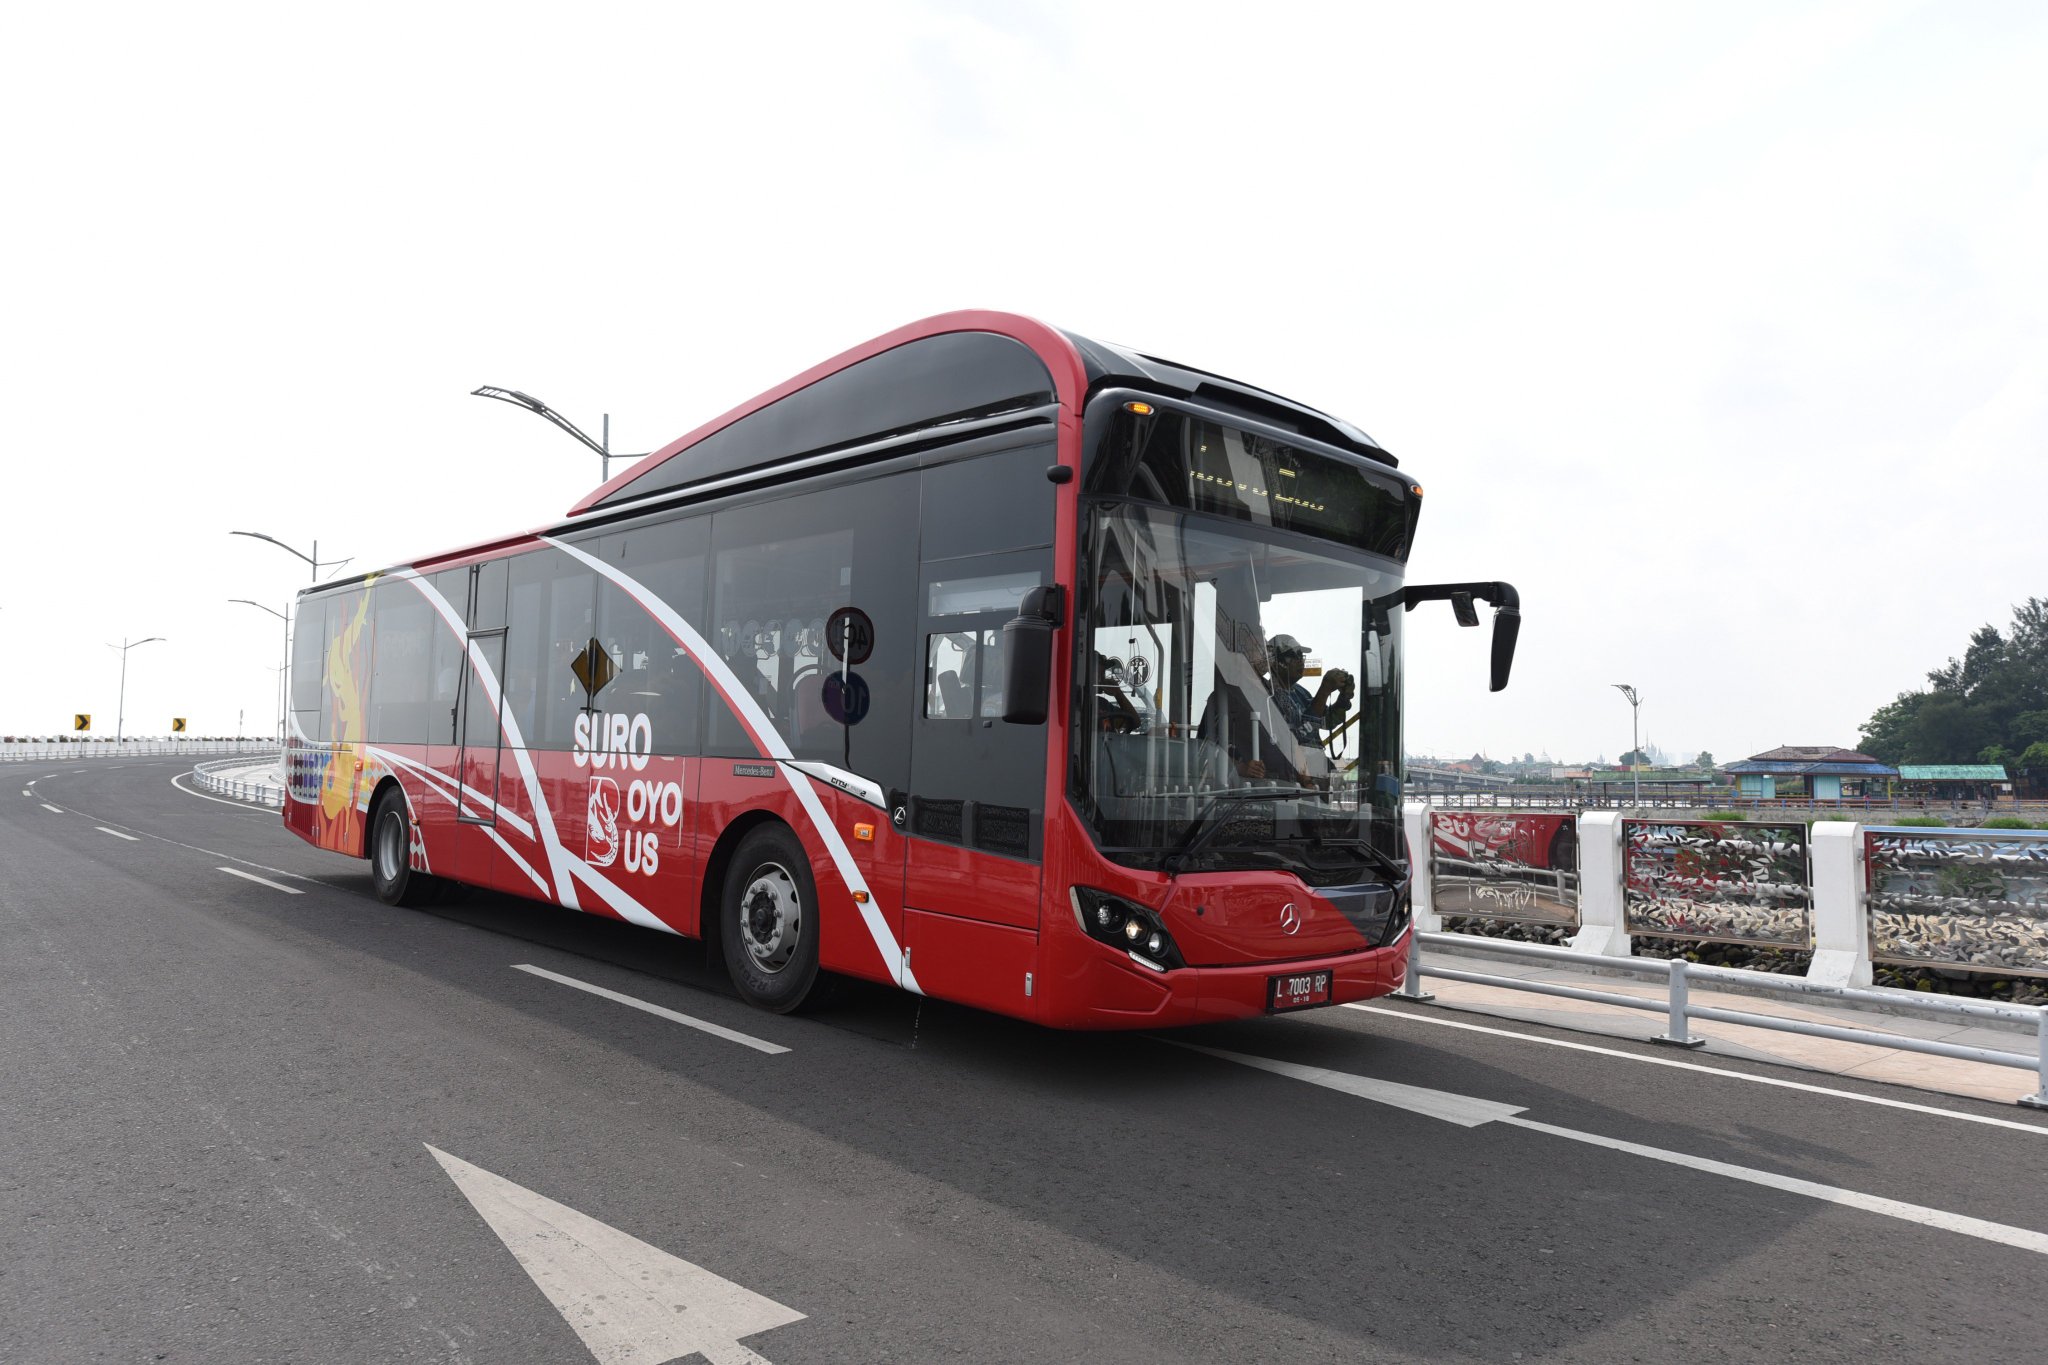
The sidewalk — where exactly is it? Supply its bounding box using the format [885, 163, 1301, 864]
[1404, 940, 2047, 1109]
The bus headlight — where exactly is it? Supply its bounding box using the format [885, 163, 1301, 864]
[1071, 888, 1185, 971]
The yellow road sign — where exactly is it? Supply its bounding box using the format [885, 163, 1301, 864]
[172, 717, 187, 733]
[74, 713, 91, 732]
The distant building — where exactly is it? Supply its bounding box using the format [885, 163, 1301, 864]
[1896, 764, 2010, 802]
[1722, 745, 1896, 800]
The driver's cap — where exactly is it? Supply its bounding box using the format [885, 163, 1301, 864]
[1268, 633, 1308, 659]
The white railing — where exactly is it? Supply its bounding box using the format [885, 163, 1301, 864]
[1, 739, 280, 761]
[191, 755, 285, 808]
[1396, 929, 2048, 1109]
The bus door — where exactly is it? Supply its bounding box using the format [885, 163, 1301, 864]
[455, 630, 508, 836]
[901, 551, 1048, 1012]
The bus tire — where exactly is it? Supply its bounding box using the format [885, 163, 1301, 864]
[720, 825, 823, 1014]
[369, 787, 436, 908]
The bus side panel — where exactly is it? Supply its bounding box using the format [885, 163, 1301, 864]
[695, 763, 902, 988]
[901, 909, 1039, 1020]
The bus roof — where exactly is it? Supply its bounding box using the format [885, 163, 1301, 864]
[569, 309, 1393, 518]
[306, 310, 1395, 598]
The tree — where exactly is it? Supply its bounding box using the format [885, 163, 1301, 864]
[1619, 748, 1650, 767]
[1694, 750, 1715, 769]
[1860, 598, 2048, 765]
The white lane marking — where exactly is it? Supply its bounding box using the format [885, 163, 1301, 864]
[1190, 1046, 2048, 1257]
[170, 771, 278, 812]
[216, 866, 306, 895]
[95, 826, 140, 841]
[1346, 1004, 2048, 1136]
[428, 1145, 804, 1365]
[26, 779, 35, 786]
[1502, 1114, 2048, 1256]
[1169, 1042, 1525, 1126]
[40, 803, 63, 813]
[513, 964, 790, 1056]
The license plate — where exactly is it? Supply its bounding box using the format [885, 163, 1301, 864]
[1267, 970, 1333, 1012]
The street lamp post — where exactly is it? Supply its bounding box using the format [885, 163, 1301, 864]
[231, 530, 351, 583]
[231, 599, 291, 744]
[109, 636, 165, 745]
[1612, 683, 1642, 806]
[471, 386, 648, 485]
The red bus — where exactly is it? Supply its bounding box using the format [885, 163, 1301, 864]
[284, 311, 1517, 1026]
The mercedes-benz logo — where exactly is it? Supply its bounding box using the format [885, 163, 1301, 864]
[1279, 903, 1301, 935]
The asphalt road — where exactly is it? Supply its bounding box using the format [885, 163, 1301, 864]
[4, 757, 2044, 1364]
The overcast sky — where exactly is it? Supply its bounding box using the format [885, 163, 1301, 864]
[3, 1, 2042, 764]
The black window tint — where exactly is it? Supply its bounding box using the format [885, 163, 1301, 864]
[920, 442, 1055, 560]
[471, 558, 508, 631]
[290, 596, 328, 740]
[599, 332, 1055, 508]
[426, 569, 467, 745]
[582, 516, 708, 758]
[462, 634, 506, 750]
[505, 549, 596, 750]
[709, 473, 917, 787]
[369, 581, 433, 745]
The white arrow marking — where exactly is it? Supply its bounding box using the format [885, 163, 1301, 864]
[427, 1145, 805, 1364]
[1183, 1046, 2048, 1256]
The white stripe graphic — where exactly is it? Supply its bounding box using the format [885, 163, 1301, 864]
[483, 825, 552, 895]
[542, 535, 919, 991]
[398, 571, 579, 911]
[366, 744, 536, 839]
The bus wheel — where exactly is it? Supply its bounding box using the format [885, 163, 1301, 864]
[721, 826, 822, 1013]
[369, 789, 435, 907]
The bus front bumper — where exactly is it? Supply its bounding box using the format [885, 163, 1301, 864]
[1046, 931, 1410, 1030]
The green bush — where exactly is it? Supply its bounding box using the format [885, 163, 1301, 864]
[1892, 815, 1948, 827]
[1699, 810, 1746, 822]
[1978, 815, 2039, 830]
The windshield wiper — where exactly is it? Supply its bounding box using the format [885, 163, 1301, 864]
[1298, 832, 1409, 885]
[1163, 787, 1318, 875]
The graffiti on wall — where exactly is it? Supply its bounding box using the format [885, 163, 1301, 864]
[1430, 811, 1580, 926]
[1622, 820, 1811, 947]
[1865, 828, 2048, 978]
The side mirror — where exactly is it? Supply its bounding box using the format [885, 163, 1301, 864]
[1402, 579, 1521, 692]
[1002, 585, 1064, 725]
[1490, 601, 1520, 692]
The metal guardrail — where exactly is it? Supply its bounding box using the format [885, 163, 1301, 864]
[1, 739, 280, 761]
[192, 755, 285, 808]
[1397, 929, 2048, 1109]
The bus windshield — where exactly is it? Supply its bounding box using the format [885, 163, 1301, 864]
[1074, 502, 1405, 883]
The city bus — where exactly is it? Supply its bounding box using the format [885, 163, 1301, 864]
[283, 311, 1518, 1027]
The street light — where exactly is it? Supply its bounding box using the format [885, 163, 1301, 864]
[231, 599, 290, 744]
[108, 636, 165, 745]
[1612, 683, 1642, 806]
[230, 530, 351, 584]
[472, 386, 648, 485]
